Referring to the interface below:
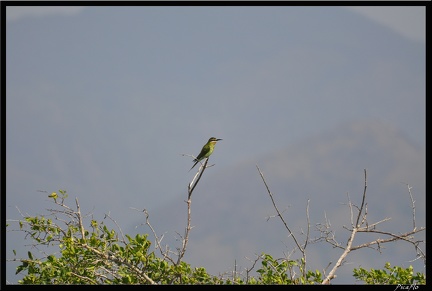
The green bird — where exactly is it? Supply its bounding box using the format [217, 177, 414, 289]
[190, 137, 222, 171]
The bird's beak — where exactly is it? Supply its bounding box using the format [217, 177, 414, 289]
[217, 138, 223, 141]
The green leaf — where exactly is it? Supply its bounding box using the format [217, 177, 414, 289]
[48, 192, 58, 200]
[16, 264, 26, 275]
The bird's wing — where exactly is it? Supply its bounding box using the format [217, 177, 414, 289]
[195, 145, 208, 161]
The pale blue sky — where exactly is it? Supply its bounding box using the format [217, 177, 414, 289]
[6, 6, 426, 42]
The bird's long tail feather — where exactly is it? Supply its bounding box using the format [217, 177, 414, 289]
[189, 159, 199, 172]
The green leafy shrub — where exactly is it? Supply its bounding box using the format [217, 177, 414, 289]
[353, 262, 425, 285]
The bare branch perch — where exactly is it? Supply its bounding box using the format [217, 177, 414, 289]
[188, 158, 209, 199]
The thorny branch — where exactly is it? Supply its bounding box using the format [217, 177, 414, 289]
[256, 167, 424, 284]
[321, 169, 425, 284]
[256, 165, 309, 278]
[256, 165, 304, 253]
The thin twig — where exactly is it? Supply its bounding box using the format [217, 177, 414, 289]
[142, 209, 176, 264]
[256, 165, 304, 253]
[405, 183, 416, 230]
[76, 198, 86, 242]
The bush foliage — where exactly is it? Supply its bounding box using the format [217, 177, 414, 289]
[8, 169, 425, 285]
